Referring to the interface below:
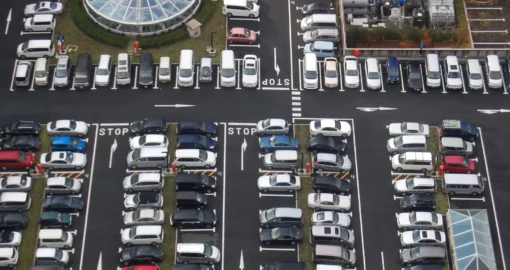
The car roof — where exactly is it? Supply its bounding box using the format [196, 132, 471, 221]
[268, 119, 287, 127]
[50, 152, 69, 160]
[177, 243, 205, 253]
[55, 120, 71, 128]
[274, 207, 302, 218]
[409, 178, 435, 187]
[138, 192, 160, 201]
[441, 137, 464, 147]
[136, 173, 161, 182]
[39, 229, 64, 238]
[416, 246, 446, 256]
[230, 27, 248, 35]
[317, 193, 335, 202]
[315, 244, 344, 256]
[133, 225, 162, 234]
[317, 152, 337, 162]
[387, 56, 398, 66]
[47, 177, 70, 186]
[408, 62, 420, 70]
[441, 119, 465, 129]
[444, 155, 465, 164]
[143, 134, 166, 143]
[400, 135, 426, 144]
[415, 212, 434, 221]
[139, 147, 168, 157]
[176, 191, 199, 199]
[314, 175, 339, 184]
[467, 59, 481, 71]
[52, 136, 72, 144]
[0, 192, 28, 202]
[36, 248, 57, 257]
[312, 41, 334, 49]
[175, 149, 200, 158]
[273, 174, 292, 183]
[200, 57, 212, 66]
[5, 175, 25, 184]
[312, 225, 343, 236]
[274, 150, 298, 160]
[306, 3, 329, 9]
[143, 118, 165, 127]
[403, 152, 432, 161]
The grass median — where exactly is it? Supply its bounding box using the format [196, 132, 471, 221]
[294, 125, 311, 169]
[16, 126, 51, 269]
[426, 127, 449, 215]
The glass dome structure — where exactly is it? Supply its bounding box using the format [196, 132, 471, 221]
[84, 0, 201, 36]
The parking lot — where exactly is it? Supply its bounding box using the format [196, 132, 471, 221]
[465, 4, 510, 48]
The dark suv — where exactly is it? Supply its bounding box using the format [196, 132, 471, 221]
[130, 118, 167, 136]
[259, 207, 303, 228]
[440, 120, 479, 142]
[261, 262, 305, 270]
[406, 61, 423, 92]
[0, 212, 28, 230]
[400, 194, 436, 211]
[175, 173, 216, 193]
[313, 175, 351, 194]
[177, 121, 217, 137]
[1, 121, 41, 137]
[170, 209, 216, 228]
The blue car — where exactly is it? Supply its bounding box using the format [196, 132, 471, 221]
[385, 56, 400, 84]
[259, 135, 299, 152]
[51, 136, 86, 153]
[177, 134, 217, 151]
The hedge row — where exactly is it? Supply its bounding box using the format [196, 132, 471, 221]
[69, 0, 217, 49]
[346, 26, 457, 47]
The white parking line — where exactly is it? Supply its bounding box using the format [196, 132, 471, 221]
[91, 67, 97, 90]
[468, 18, 505, 21]
[291, 96, 301, 100]
[339, 63, 344, 92]
[221, 123, 227, 270]
[466, 7, 503, 10]
[259, 192, 294, 197]
[292, 102, 301, 106]
[318, 62, 324, 91]
[174, 67, 180, 89]
[359, 63, 364, 92]
[399, 64, 406, 93]
[393, 195, 402, 200]
[132, 66, 138, 89]
[29, 64, 36, 91]
[49, 67, 56, 91]
[419, 64, 427, 93]
[9, 60, 17, 91]
[180, 227, 216, 232]
[205, 192, 217, 197]
[379, 64, 385, 92]
[257, 58, 261, 90]
[298, 59, 303, 91]
[260, 247, 295, 252]
[195, 66, 200, 89]
[440, 65, 447, 94]
[291, 91, 300, 95]
[229, 44, 260, 48]
[70, 75, 76, 91]
[381, 251, 386, 270]
[236, 60, 241, 90]
[471, 30, 508, 33]
[503, 78, 508, 95]
[481, 68, 488, 94]
[292, 107, 301, 112]
[474, 42, 510, 46]
[450, 197, 485, 202]
[230, 17, 260, 22]
[111, 67, 117, 90]
[20, 31, 52, 35]
[258, 168, 294, 173]
[215, 67, 221, 89]
[154, 66, 159, 89]
[390, 171, 423, 176]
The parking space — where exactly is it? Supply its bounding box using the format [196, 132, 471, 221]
[465, 5, 510, 48]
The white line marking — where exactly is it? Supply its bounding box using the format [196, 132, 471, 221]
[229, 44, 260, 48]
[215, 67, 220, 89]
[205, 192, 217, 197]
[258, 168, 294, 173]
[91, 67, 97, 90]
[9, 60, 17, 91]
[292, 107, 301, 112]
[450, 197, 485, 201]
[468, 18, 505, 21]
[351, 119, 366, 269]
[379, 64, 385, 92]
[399, 64, 406, 93]
[473, 42, 510, 45]
[180, 227, 216, 232]
[394, 195, 402, 200]
[111, 66, 117, 90]
[20, 31, 52, 35]
[227, 122, 257, 126]
[339, 63, 344, 92]
[132, 66, 138, 89]
[174, 67, 180, 89]
[420, 64, 427, 93]
[260, 247, 295, 252]
[381, 251, 385, 270]
[291, 96, 301, 100]
[257, 58, 261, 90]
[195, 65, 200, 89]
[99, 123, 129, 127]
[503, 76, 508, 95]
[292, 102, 301, 106]
[318, 62, 324, 91]
[230, 17, 260, 21]
[440, 65, 447, 94]
[466, 7, 503, 10]
[291, 90, 301, 95]
[79, 124, 99, 270]
[292, 113, 302, 117]
[471, 30, 508, 33]
[259, 192, 294, 197]
[390, 171, 423, 176]
[221, 123, 227, 270]
[70, 75, 76, 90]
[5, 9, 12, 35]
[288, 0, 296, 90]
[359, 63, 365, 92]
[261, 87, 290, 90]
[298, 59, 303, 90]
[29, 63, 36, 91]
[236, 60, 241, 90]
[153, 66, 159, 89]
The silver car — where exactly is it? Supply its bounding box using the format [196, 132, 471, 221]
[54, 56, 72, 88]
[0, 175, 32, 192]
[123, 173, 164, 192]
[256, 119, 289, 136]
[123, 209, 165, 226]
[40, 152, 87, 170]
[47, 120, 88, 137]
[400, 230, 446, 248]
[307, 193, 351, 211]
[311, 211, 351, 227]
[312, 152, 352, 173]
[388, 122, 430, 137]
[257, 174, 301, 192]
[24, 1, 63, 16]
[129, 134, 169, 150]
[46, 177, 81, 195]
[124, 192, 163, 211]
[397, 211, 443, 230]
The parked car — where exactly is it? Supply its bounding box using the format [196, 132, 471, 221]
[45, 177, 82, 195]
[313, 175, 351, 194]
[121, 225, 164, 246]
[400, 194, 436, 211]
[123, 173, 163, 193]
[442, 156, 476, 173]
[54, 55, 72, 87]
[50, 136, 86, 153]
[388, 122, 430, 137]
[1, 121, 41, 137]
[123, 209, 165, 226]
[0, 213, 28, 230]
[440, 120, 479, 142]
[302, 3, 330, 16]
[385, 56, 400, 84]
[343, 56, 359, 88]
[124, 192, 163, 211]
[259, 135, 299, 152]
[259, 227, 303, 245]
[440, 137, 473, 157]
[306, 136, 346, 154]
[227, 27, 257, 44]
[130, 118, 167, 136]
[0, 247, 18, 267]
[170, 209, 216, 228]
[400, 230, 446, 248]
[255, 119, 289, 136]
[129, 135, 168, 151]
[394, 178, 437, 195]
[177, 121, 217, 137]
[242, 55, 258, 88]
[257, 174, 301, 192]
[0, 136, 41, 151]
[174, 149, 216, 169]
[311, 211, 351, 227]
[42, 196, 84, 212]
[310, 225, 354, 248]
[40, 152, 86, 170]
[119, 245, 163, 266]
[46, 120, 88, 137]
[259, 207, 303, 228]
[397, 211, 443, 230]
[312, 152, 351, 173]
[0, 231, 22, 247]
[0, 175, 32, 192]
[24, 1, 63, 16]
[39, 211, 72, 228]
[307, 193, 351, 211]
[406, 62, 423, 91]
[0, 150, 36, 170]
[324, 57, 339, 88]
[177, 135, 217, 151]
[400, 246, 446, 266]
[310, 120, 351, 137]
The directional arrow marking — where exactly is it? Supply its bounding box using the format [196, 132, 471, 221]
[241, 138, 247, 171]
[356, 107, 398, 112]
[5, 9, 12, 35]
[274, 48, 280, 76]
[109, 139, 117, 168]
[97, 252, 102, 270]
[239, 250, 244, 270]
[477, 109, 510, 114]
[154, 104, 196, 108]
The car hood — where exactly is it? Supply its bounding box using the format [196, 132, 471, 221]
[447, 78, 462, 86]
[336, 213, 351, 227]
[408, 78, 422, 89]
[120, 247, 134, 261]
[121, 228, 132, 241]
[367, 78, 381, 87]
[345, 74, 359, 85]
[401, 231, 414, 245]
[259, 210, 268, 223]
[124, 195, 136, 207]
[123, 211, 135, 224]
[96, 74, 109, 83]
[465, 142, 473, 153]
[11, 232, 22, 245]
[388, 123, 403, 135]
[303, 44, 313, 54]
[256, 121, 264, 132]
[259, 228, 273, 241]
[205, 137, 217, 150]
[54, 76, 68, 84]
[339, 122, 352, 135]
[257, 176, 271, 189]
[398, 213, 411, 226]
[303, 32, 313, 43]
[130, 121, 141, 132]
[264, 154, 273, 164]
[70, 197, 84, 209]
[210, 246, 221, 262]
[203, 210, 217, 224]
[469, 78, 483, 87]
[341, 156, 352, 170]
[40, 153, 48, 164]
[76, 140, 86, 151]
[73, 153, 87, 166]
[129, 137, 141, 149]
[400, 248, 412, 261]
[60, 213, 72, 224]
[1, 124, 11, 133]
[394, 180, 407, 192]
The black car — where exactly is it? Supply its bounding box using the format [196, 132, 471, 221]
[175, 173, 216, 193]
[39, 211, 72, 228]
[173, 265, 215, 270]
[177, 135, 217, 151]
[42, 196, 84, 212]
[119, 245, 163, 266]
[306, 136, 346, 154]
[0, 136, 41, 151]
[259, 227, 303, 245]
[138, 53, 154, 88]
[261, 262, 306, 270]
[176, 191, 207, 209]
[406, 62, 423, 91]
[170, 209, 217, 228]
[130, 118, 167, 135]
[301, 3, 330, 16]
[400, 194, 436, 211]
[403, 265, 444, 270]
[1, 121, 41, 137]
[177, 121, 217, 137]
[313, 175, 351, 195]
[0, 212, 28, 230]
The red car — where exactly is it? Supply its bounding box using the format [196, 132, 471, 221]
[227, 27, 257, 44]
[0, 150, 36, 170]
[121, 266, 159, 270]
[443, 156, 476, 173]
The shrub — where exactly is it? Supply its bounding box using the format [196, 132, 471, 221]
[345, 26, 368, 47]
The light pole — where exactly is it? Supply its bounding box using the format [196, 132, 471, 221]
[208, 32, 216, 54]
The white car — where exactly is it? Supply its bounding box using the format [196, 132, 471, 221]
[123, 209, 165, 226]
[324, 57, 338, 88]
[40, 152, 87, 170]
[242, 55, 258, 88]
[121, 225, 164, 246]
[255, 119, 289, 136]
[124, 192, 164, 211]
[47, 120, 88, 137]
[343, 56, 359, 88]
[400, 230, 446, 248]
[129, 134, 169, 150]
[365, 58, 381, 90]
[397, 211, 443, 230]
[0, 247, 18, 267]
[311, 211, 351, 227]
[388, 122, 430, 137]
[24, 1, 63, 16]
[46, 177, 82, 195]
[0, 231, 22, 247]
[257, 174, 301, 192]
[310, 120, 352, 137]
[0, 175, 32, 192]
[307, 193, 351, 211]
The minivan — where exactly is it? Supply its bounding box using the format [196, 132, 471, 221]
[0, 247, 18, 267]
[199, 57, 213, 82]
[222, 0, 259, 17]
[176, 191, 207, 209]
[178, 50, 195, 87]
[391, 152, 434, 172]
[263, 150, 298, 170]
[38, 229, 73, 249]
[95, 54, 112, 87]
[139, 53, 154, 88]
[387, 135, 427, 154]
[440, 137, 473, 156]
[34, 58, 49, 86]
[303, 28, 340, 44]
[174, 149, 217, 169]
[425, 54, 441, 88]
[17, 39, 55, 59]
[259, 207, 303, 228]
[400, 246, 446, 266]
[117, 53, 131, 85]
[486, 54, 503, 88]
[0, 192, 31, 212]
[440, 119, 478, 141]
[121, 225, 164, 246]
[14, 61, 33, 87]
[74, 53, 92, 89]
[127, 147, 169, 169]
[220, 50, 236, 87]
[303, 53, 318, 89]
[386, 56, 400, 84]
[35, 248, 69, 266]
[310, 225, 355, 248]
[443, 173, 484, 196]
[444, 56, 462, 89]
[123, 173, 163, 192]
[365, 57, 381, 90]
[0, 150, 36, 170]
[40, 211, 72, 229]
[313, 244, 356, 267]
[175, 173, 216, 193]
[176, 243, 221, 264]
[54, 55, 72, 88]
[303, 41, 335, 58]
[24, 14, 55, 32]
[301, 14, 337, 31]
[466, 59, 483, 90]
[159, 56, 171, 83]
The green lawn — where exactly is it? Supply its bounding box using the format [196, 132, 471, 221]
[297, 177, 313, 269]
[161, 176, 177, 269]
[427, 127, 441, 159]
[55, 0, 226, 64]
[16, 128, 51, 269]
[294, 125, 311, 169]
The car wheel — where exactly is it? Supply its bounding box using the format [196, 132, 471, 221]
[267, 166, 273, 170]
[315, 208, 321, 211]
[151, 261, 157, 265]
[20, 55, 26, 59]
[264, 149, 269, 153]
[396, 167, 402, 172]
[128, 189, 133, 193]
[41, 245, 47, 248]
[48, 191, 53, 196]
[291, 224, 297, 228]
[249, 41, 253, 44]
[263, 188, 269, 192]
[317, 133, 323, 137]
[228, 40, 233, 44]
[25, 166, 31, 170]
[207, 189, 212, 193]
[126, 242, 132, 246]
[183, 261, 189, 264]
[402, 227, 408, 231]
[205, 165, 211, 169]
[265, 241, 271, 245]
[209, 261, 215, 265]
[151, 242, 157, 246]
[8, 264, 13, 268]
[291, 166, 296, 170]
[401, 192, 406, 196]
[152, 188, 159, 192]
[72, 191, 77, 195]
[47, 28, 52, 32]
[341, 133, 348, 138]
[317, 168, 323, 172]
[123, 262, 129, 266]
[227, 13, 233, 17]
[260, 132, 265, 136]
[449, 191, 456, 196]
[48, 166, 54, 171]
[206, 224, 213, 228]
[76, 166, 82, 170]
[421, 168, 428, 173]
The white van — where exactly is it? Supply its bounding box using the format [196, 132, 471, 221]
[159, 56, 171, 83]
[425, 54, 441, 87]
[303, 53, 318, 89]
[466, 59, 483, 90]
[223, 0, 259, 17]
[25, 14, 55, 32]
[485, 55, 503, 88]
[391, 152, 434, 172]
[444, 56, 462, 89]
[17, 40, 55, 59]
[365, 58, 381, 90]
[178, 50, 194, 87]
[95, 54, 112, 87]
[38, 229, 73, 249]
[34, 58, 49, 86]
[301, 14, 337, 31]
[220, 50, 236, 87]
[15, 61, 33, 87]
[443, 173, 484, 196]
[117, 53, 131, 85]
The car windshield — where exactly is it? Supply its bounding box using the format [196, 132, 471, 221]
[132, 209, 141, 220]
[222, 68, 235, 78]
[196, 193, 205, 202]
[409, 212, 417, 223]
[65, 178, 74, 187]
[305, 70, 317, 79]
[180, 69, 192, 77]
[50, 2, 58, 9]
[288, 175, 296, 184]
[345, 69, 358, 76]
[462, 157, 470, 167]
[54, 249, 63, 260]
[139, 136, 147, 145]
[271, 228, 281, 238]
[244, 65, 257, 75]
[265, 209, 276, 220]
[489, 71, 502, 79]
[65, 153, 74, 163]
[412, 230, 421, 242]
[244, 29, 251, 37]
[431, 214, 438, 223]
[97, 68, 108, 75]
[69, 120, 77, 129]
[197, 210, 205, 221]
[448, 71, 460, 79]
[21, 42, 28, 51]
[310, 30, 319, 38]
[394, 136, 404, 148]
[199, 150, 208, 161]
[130, 174, 139, 185]
[406, 178, 416, 189]
[35, 71, 46, 78]
[336, 155, 344, 166]
[200, 175, 210, 185]
[18, 152, 26, 162]
[325, 69, 337, 78]
[201, 66, 211, 77]
[160, 68, 170, 76]
[316, 212, 324, 220]
[270, 153, 277, 162]
[132, 149, 141, 161]
[388, 68, 399, 76]
[368, 72, 379, 80]
[70, 137, 78, 146]
[332, 195, 339, 204]
[55, 67, 67, 78]
[246, 2, 254, 9]
[463, 142, 468, 150]
[398, 154, 406, 164]
[262, 119, 271, 128]
[409, 195, 418, 205]
[204, 245, 213, 257]
[470, 72, 482, 80]
[410, 247, 421, 259]
[129, 228, 136, 238]
[133, 194, 141, 204]
[341, 248, 350, 260]
[340, 227, 349, 239]
[269, 175, 277, 185]
[198, 135, 208, 146]
[428, 71, 441, 79]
